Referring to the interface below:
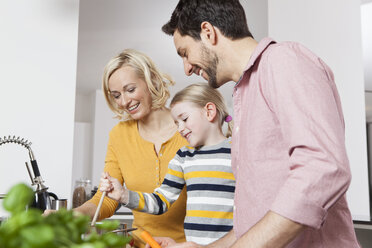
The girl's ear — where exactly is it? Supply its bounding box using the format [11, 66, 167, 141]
[204, 102, 217, 122]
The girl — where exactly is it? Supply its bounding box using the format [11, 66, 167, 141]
[100, 83, 234, 245]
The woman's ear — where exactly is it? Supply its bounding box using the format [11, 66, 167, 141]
[204, 102, 217, 122]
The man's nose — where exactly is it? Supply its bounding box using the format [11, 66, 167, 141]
[183, 58, 193, 76]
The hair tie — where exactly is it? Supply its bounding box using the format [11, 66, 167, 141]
[225, 115, 232, 123]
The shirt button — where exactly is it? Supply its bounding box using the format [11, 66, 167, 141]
[236, 126, 239, 132]
[159, 153, 163, 157]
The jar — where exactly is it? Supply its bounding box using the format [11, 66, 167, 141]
[72, 179, 92, 208]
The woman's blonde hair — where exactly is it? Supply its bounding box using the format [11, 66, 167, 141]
[170, 83, 233, 137]
[102, 49, 175, 120]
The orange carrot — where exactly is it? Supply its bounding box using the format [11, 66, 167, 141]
[140, 230, 162, 248]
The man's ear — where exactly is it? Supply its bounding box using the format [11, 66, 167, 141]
[204, 102, 217, 122]
[200, 21, 217, 45]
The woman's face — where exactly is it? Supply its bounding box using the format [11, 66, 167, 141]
[108, 66, 152, 120]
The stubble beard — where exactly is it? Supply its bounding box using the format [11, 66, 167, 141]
[201, 44, 219, 88]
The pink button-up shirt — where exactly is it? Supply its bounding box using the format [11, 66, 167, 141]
[231, 38, 360, 247]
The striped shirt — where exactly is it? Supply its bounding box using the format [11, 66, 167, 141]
[126, 138, 235, 245]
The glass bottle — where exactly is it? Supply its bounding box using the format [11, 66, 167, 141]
[72, 179, 92, 208]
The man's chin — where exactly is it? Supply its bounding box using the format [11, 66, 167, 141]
[208, 79, 222, 88]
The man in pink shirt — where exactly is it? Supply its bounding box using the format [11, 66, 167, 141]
[158, 0, 361, 247]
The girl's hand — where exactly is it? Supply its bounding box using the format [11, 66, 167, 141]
[99, 172, 127, 203]
[145, 237, 176, 248]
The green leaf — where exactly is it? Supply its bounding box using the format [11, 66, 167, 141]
[3, 183, 34, 215]
[101, 232, 132, 247]
[83, 231, 100, 243]
[95, 220, 120, 231]
[20, 224, 54, 248]
[1, 183, 132, 248]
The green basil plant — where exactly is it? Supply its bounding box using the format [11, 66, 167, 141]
[0, 183, 131, 248]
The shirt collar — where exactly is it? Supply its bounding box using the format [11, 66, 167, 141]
[235, 37, 276, 87]
[244, 37, 276, 72]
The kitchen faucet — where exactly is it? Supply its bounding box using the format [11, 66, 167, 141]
[0, 135, 57, 210]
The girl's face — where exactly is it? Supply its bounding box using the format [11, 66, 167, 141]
[108, 66, 152, 120]
[171, 101, 211, 148]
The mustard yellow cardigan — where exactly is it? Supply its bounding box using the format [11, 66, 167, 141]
[88, 120, 187, 247]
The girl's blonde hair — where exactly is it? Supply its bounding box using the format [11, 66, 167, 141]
[102, 49, 175, 120]
[170, 83, 233, 137]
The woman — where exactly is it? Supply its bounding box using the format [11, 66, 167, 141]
[75, 49, 187, 247]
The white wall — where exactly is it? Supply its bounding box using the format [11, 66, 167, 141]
[362, 2, 372, 90]
[241, 0, 268, 42]
[71, 122, 92, 193]
[75, 92, 95, 123]
[268, 0, 369, 221]
[0, 0, 80, 208]
[71, 92, 95, 198]
[91, 90, 120, 187]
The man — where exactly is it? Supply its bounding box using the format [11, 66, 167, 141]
[158, 0, 360, 247]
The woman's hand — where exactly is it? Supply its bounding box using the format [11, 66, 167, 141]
[99, 172, 128, 204]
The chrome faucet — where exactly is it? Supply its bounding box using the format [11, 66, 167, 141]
[0, 135, 57, 210]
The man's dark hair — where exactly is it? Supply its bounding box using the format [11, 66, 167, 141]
[162, 0, 253, 40]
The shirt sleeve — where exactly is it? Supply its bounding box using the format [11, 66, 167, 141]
[263, 44, 351, 229]
[125, 153, 186, 215]
[87, 130, 122, 219]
